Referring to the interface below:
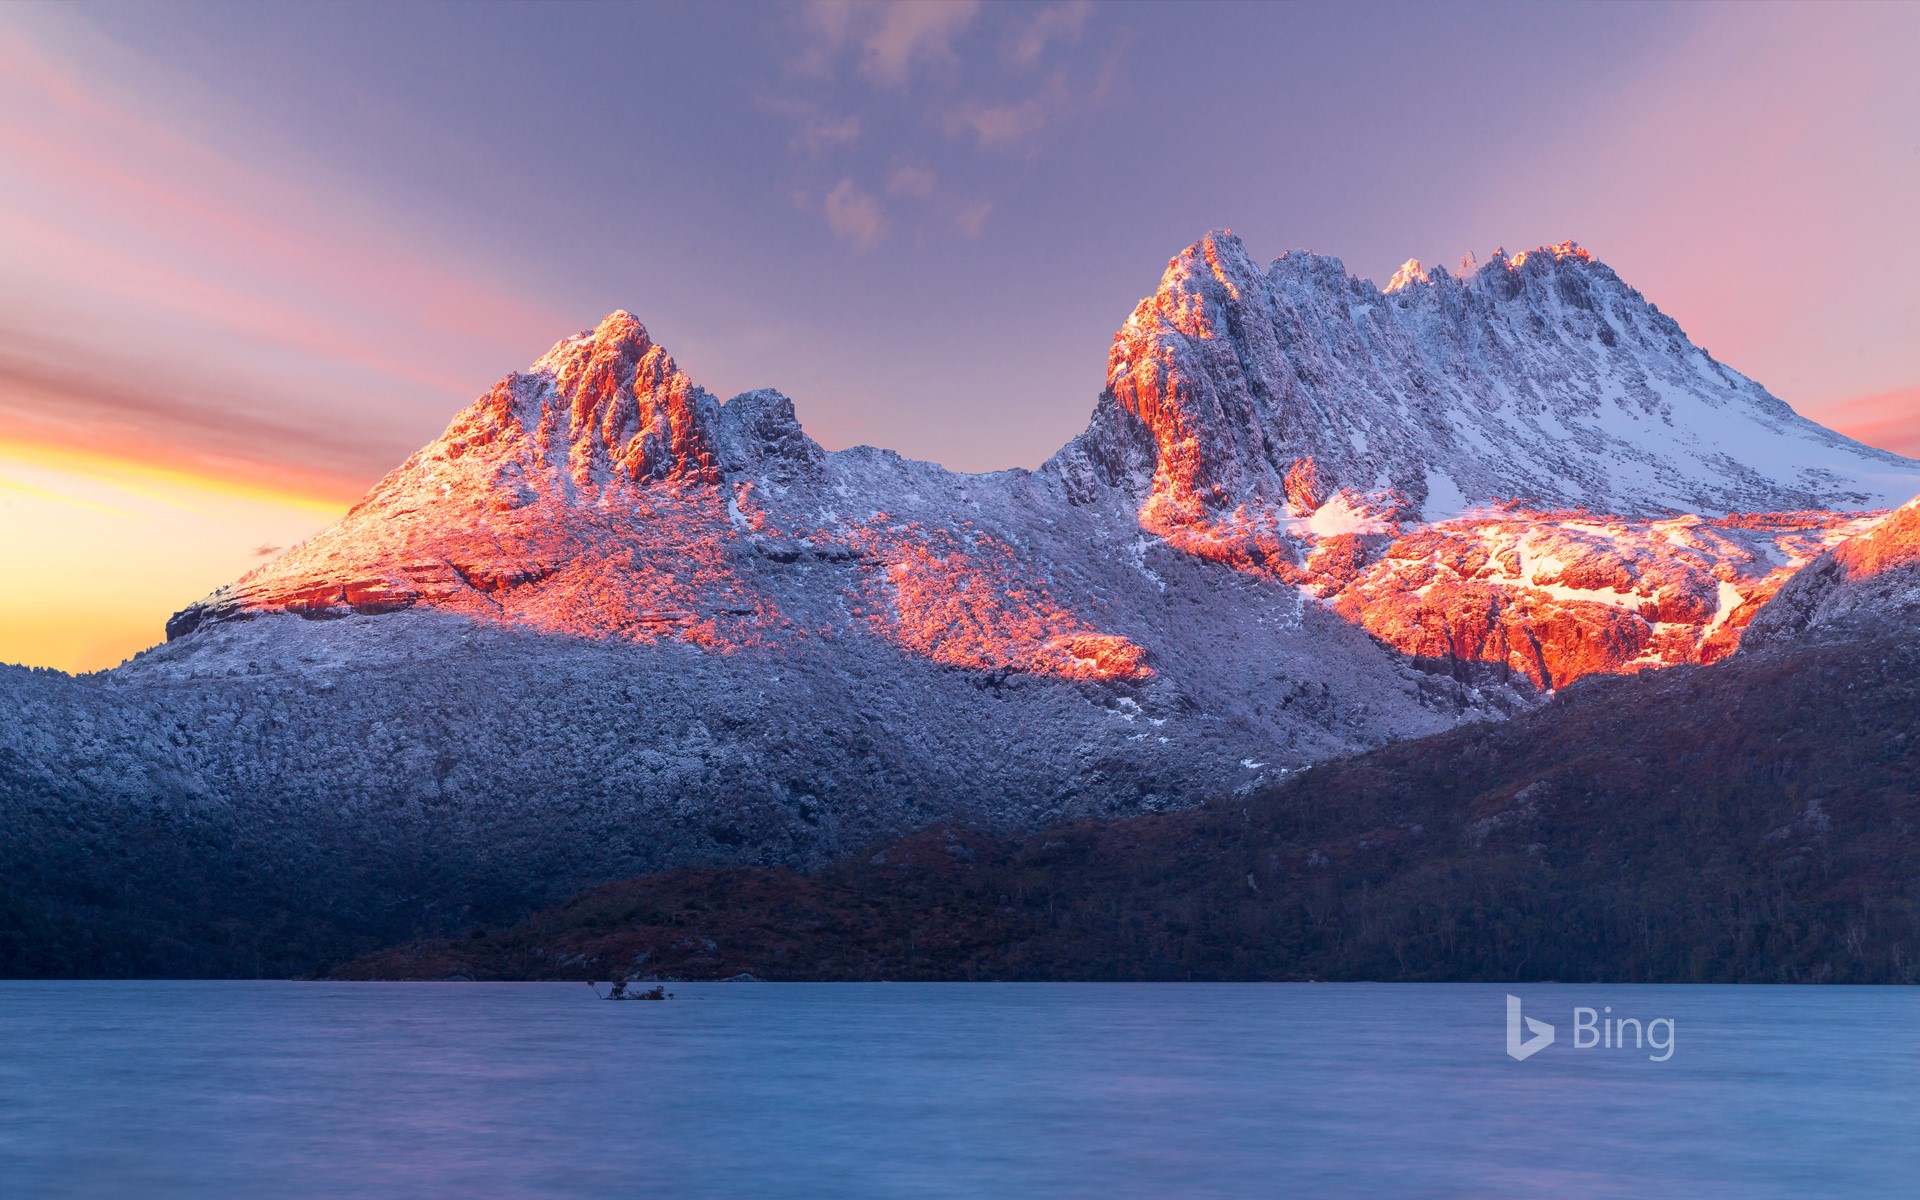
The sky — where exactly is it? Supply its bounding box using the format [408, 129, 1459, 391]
[2, 0, 1917, 672]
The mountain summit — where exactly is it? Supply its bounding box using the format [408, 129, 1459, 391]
[170, 232, 1919, 692]
[8, 232, 1917, 927]
[1073, 232, 1914, 529]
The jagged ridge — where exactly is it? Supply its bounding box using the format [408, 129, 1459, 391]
[1071, 234, 1915, 524]
[168, 234, 1920, 692]
[6, 231, 1915, 934]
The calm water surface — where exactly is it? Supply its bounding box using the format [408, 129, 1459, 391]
[1, 982, 1915, 1198]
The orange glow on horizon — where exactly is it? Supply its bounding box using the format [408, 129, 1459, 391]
[0, 426, 367, 515]
[0, 432, 353, 673]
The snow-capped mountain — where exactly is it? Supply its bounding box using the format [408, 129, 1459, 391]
[167, 312, 1158, 681]
[5, 233, 1917, 927]
[1066, 235, 1916, 525]
[1052, 233, 1918, 685]
[168, 232, 1918, 692]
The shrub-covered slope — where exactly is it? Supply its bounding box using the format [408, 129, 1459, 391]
[339, 633, 1920, 984]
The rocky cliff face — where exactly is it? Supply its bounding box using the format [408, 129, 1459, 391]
[1077, 235, 1915, 524]
[169, 311, 1154, 680]
[1741, 496, 1920, 649]
[6, 232, 1917, 941]
[1312, 507, 1879, 688]
[167, 234, 1919, 692]
[1054, 233, 1917, 686]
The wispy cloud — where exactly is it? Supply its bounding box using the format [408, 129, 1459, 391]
[824, 178, 887, 249]
[941, 69, 1075, 149]
[862, 0, 980, 86]
[805, 112, 865, 148]
[755, 92, 865, 151]
[955, 200, 993, 239]
[763, 2, 1118, 244]
[0, 208, 477, 399]
[886, 163, 937, 198]
[0, 331, 391, 503]
[0, 470, 132, 519]
[943, 94, 1053, 147]
[1808, 388, 1920, 458]
[796, 1, 982, 88]
[0, 432, 352, 517]
[0, 28, 563, 336]
[1006, 1, 1093, 67]
[0, 20, 568, 488]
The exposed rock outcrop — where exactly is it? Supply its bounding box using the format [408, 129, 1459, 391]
[1742, 497, 1920, 649]
[167, 236, 1920, 691]
[8, 231, 1917, 944]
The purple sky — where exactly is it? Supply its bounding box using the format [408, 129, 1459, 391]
[5, 0, 1915, 480]
[3, 1, 1919, 671]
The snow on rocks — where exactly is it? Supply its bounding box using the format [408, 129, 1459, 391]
[15, 231, 1915, 881]
[1741, 496, 1920, 649]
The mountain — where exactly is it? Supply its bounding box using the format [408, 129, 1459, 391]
[168, 235, 1919, 690]
[1062, 235, 1915, 685]
[336, 504, 1920, 985]
[4, 232, 1917, 976]
[337, 625, 1920, 985]
[1742, 494, 1920, 649]
[1074, 238, 1915, 526]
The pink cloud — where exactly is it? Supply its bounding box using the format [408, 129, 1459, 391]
[886, 163, 937, 198]
[793, 1, 981, 88]
[1805, 389, 1920, 459]
[0, 209, 478, 399]
[0, 32, 561, 331]
[942, 71, 1071, 148]
[0, 329, 406, 492]
[858, 1, 980, 87]
[955, 200, 992, 240]
[0, 22, 575, 475]
[824, 179, 887, 249]
[1006, 1, 1092, 66]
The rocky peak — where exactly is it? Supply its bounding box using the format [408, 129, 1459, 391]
[534, 310, 721, 487]
[1384, 259, 1429, 293]
[530, 309, 655, 383]
[425, 311, 835, 501]
[513, 313, 837, 488]
[1087, 231, 1919, 525]
[1099, 232, 1292, 520]
[423, 310, 721, 497]
[711, 388, 826, 481]
[1505, 240, 1593, 270]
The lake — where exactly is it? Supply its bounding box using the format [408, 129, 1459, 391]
[1, 982, 1914, 1197]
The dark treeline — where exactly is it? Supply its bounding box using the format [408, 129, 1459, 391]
[339, 635, 1920, 984]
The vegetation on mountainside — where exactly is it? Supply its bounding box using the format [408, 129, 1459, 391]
[338, 636, 1920, 984]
